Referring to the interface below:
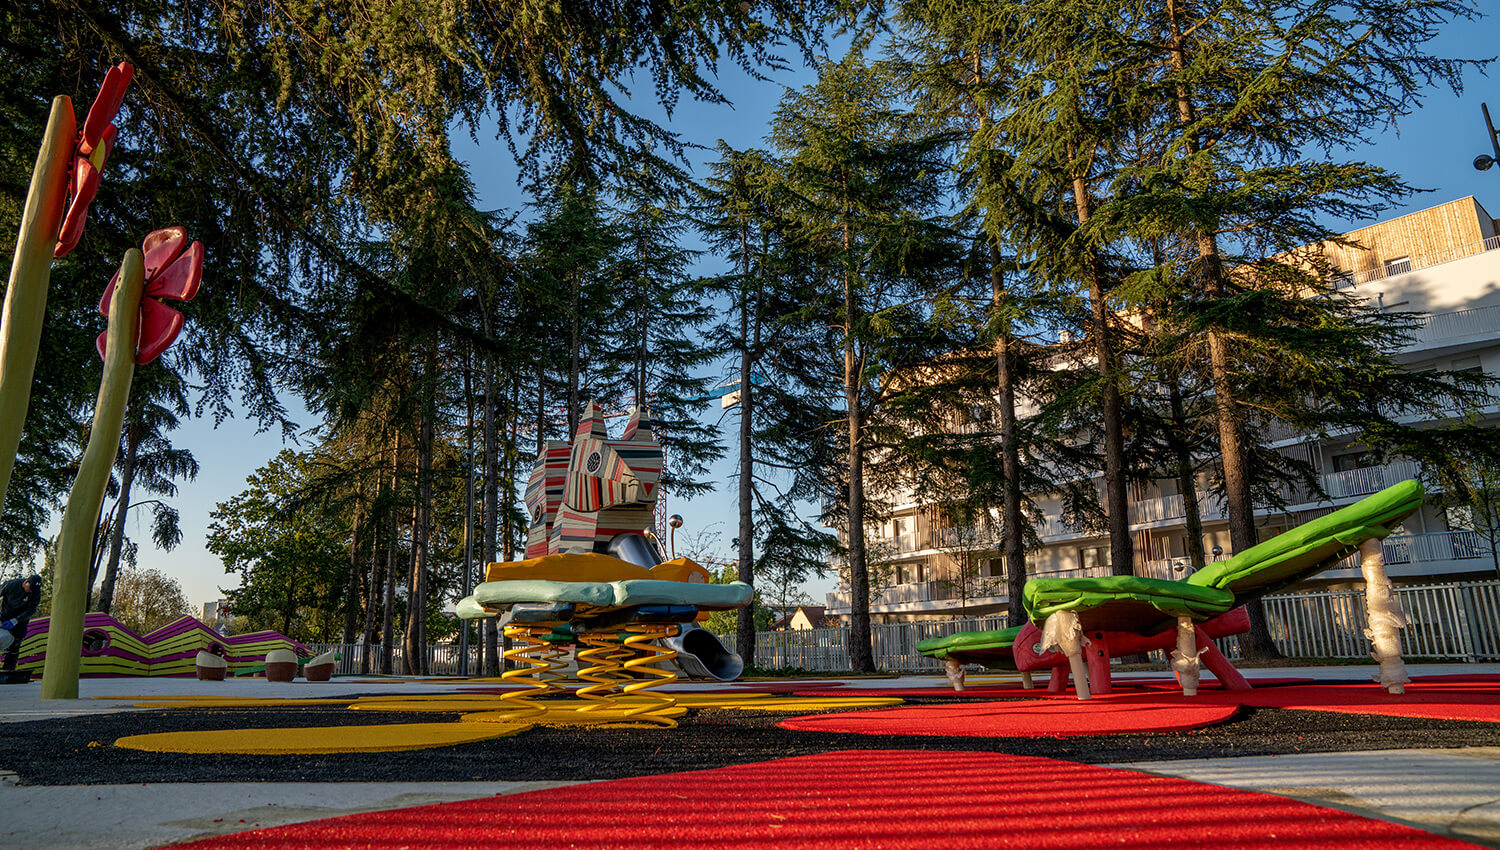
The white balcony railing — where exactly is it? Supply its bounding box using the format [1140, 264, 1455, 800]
[1321, 459, 1424, 500]
[826, 576, 1009, 612]
[1333, 531, 1494, 571]
[1407, 303, 1500, 347]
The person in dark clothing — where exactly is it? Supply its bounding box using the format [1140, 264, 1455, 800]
[0, 574, 41, 670]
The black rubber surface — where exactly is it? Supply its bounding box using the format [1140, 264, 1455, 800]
[3, 698, 1499, 786]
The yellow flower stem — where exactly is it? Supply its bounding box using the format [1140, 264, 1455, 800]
[0, 96, 75, 518]
[40, 249, 142, 700]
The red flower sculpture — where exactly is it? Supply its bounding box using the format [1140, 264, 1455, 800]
[55, 61, 133, 258]
[97, 226, 204, 365]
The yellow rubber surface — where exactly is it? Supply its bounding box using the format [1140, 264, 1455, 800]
[344, 693, 900, 713]
[114, 721, 532, 754]
[127, 698, 357, 708]
[459, 707, 687, 726]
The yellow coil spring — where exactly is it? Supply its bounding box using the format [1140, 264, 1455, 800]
[574, 632, 628, 712]
[499, 624, 568, 717]
[539, 641, 572, 694]
[619, 624, 680, 721]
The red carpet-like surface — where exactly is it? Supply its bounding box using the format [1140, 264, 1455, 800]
[1229, 681, 1500, 723]
[165, 750, 1479, 849]
[778, 699, 1238, 737]
[792, 676, 1315, 700]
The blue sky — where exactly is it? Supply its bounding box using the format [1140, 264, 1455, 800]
[116, 13, 1500, 612]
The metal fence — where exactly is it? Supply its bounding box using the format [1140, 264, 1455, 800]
[305, 641, 481, 677]
[305, 580, 1500, 677]
[736, 579, 1500, 673]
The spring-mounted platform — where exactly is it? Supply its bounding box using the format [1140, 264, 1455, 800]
[574, 631, 629, 712]
[499, 624, 569, 717]
[618, 623, 681, 724]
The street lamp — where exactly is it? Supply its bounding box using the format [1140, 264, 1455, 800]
[1475, 103, 1500, 172]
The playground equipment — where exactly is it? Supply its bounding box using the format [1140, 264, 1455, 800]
[0, 63, 131, 523]
[0, 61, 205, 699]
[13, 613, 308, 678]
[42, 227, 204, 700]
[459, 403, 752, 725]
[920, 480, 1424, 698]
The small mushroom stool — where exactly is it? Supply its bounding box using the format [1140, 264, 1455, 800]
[303, 649, 337, 682]
[264, 648, 298, 682]
[195, 650, 228, 681]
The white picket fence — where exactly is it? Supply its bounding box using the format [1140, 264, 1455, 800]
[306, 580, 1500, 676]
[731, 579, 1500, 672]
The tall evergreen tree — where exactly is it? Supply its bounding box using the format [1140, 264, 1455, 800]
[767, 54, 962, 671]
[1105, 0, 1493, 656]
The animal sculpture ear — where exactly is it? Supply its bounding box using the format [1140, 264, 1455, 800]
[622, 405, 655, 442]
[577, 400, 609, 440]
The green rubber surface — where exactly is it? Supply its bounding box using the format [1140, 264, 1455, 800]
[1186, 479, 1424, 598]
[915, 626, 1024, 668]
[1024, 575, 1235, 632]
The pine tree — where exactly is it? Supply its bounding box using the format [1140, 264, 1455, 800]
[765, 54, 963, 671]
[1106, 0, 1492, 657]
[600, 187, 721, 500]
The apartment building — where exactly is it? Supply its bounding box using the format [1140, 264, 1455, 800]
[826, 196, 1500, 623]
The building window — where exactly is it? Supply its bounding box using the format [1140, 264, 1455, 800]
[1383, 255, 1412, 276]
[1080, 545, 1111, 572]
[1332, 270, 1354, 289]
[1332, 451, 1377, 473]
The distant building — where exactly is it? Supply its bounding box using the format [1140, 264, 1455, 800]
[827, 196, 1500, 622]
[793, 605, 838, 630]
[201, 599, 230, 632]
[772, 605, 837, 631]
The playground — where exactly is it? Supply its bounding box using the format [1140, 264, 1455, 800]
[5, 33, 1500, 849]
[2, 664, 1500, 848]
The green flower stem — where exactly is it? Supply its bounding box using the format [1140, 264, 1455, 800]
[0, 96, 76, 518]
[40, 249, 142, 700]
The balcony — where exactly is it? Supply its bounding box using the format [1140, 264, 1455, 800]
[1333, 530, 1494, 573]
[1339, 234, 1500, 287]
[1321, 459, 1424, 500]
[1406, 303, 1500, 349]
[825, 576, 1009, 614]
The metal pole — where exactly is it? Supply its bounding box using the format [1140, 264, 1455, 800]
[1485, 103, 1500, 159]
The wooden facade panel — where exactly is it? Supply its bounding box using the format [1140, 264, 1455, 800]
[1322, 197, 1487, 273]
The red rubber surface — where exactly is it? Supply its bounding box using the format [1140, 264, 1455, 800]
[794, 684, 1040, 699]
[778, 698, 1238, 737]
[164, 750, 1477, 849]
[1231, 682, 1500, 722]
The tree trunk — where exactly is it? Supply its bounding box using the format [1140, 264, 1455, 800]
[1167, 378, 1207, 570]
[95, 424, 141, 614]
[382, 434, 400, 675]
[1209, 322, 1279, 657]
[460, 348, 475, 676]
[341, 508, 362, 644]
[481, 354, 501, 676]
[282, 559, 296, 636]
[843, 200, 875, 672]
[1165, 0, 1279, 658]
[405, 402, 433, 676]
[1072, 173, 1133, 575]
[360, 530, 379, 675]
[992, 246, 1027, 625]
[568, 271, 582, 436]
[736, 221, 758, 664]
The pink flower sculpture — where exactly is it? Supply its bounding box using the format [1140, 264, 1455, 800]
[97, 226, 204, 365]
[55, 61, 133, 258]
